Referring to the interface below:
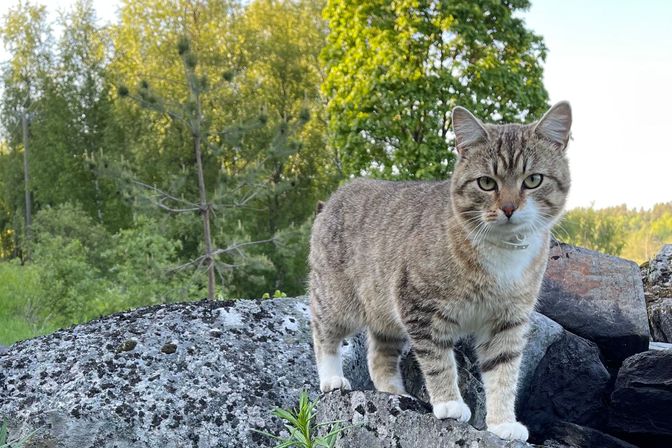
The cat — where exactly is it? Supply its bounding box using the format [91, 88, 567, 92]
[308, 102, 571, 442]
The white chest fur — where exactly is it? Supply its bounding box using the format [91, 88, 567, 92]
[477, 233, 544, 286]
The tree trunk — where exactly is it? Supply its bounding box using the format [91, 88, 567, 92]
[22, 109, 32, 259]
[193, 94, 216, 300]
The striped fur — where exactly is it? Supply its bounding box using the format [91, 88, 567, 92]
[309, 102, 572, 442]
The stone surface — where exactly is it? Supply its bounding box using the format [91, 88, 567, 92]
[648, 298, 672, 343]
[641, 244, 672, 343]
[539, 421, 637, 448]
[0, 298, 316, 448]
[643, 244, 672, 292]
[315, 390, 532, 448]
[609, 350, 672, 442]
[538, 241, 649, 363]
[519, 330, 611, 440]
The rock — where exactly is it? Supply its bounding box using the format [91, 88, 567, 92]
[643, 244, 672, 291]
[641, 245, 672, 342]
[518, 313, 565, 404]
[539, 241, 649, 364]
[539, 421, 637, 448]
[519, 329, 611, 439]
[609, 350, 672, 444]
[0, 298, 317, 448]
[648, 298, 672, 342]
[315, 390, 532, 448]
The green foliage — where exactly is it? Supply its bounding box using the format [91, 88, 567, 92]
[558, 207, 627, 256]
[322, 0, 549, 179]
[0, 260, 53, 345]
[102, 216, 188, 308]
[255, 390, 348, 448]
[557, 203, 672, 263]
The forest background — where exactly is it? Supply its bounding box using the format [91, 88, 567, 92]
[1, 0, 670, 345]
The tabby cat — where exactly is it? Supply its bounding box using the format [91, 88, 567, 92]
[309, 102, 572, 441]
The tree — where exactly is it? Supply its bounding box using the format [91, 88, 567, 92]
[118, 35, 273, 300]
[322, 0, 549, 179]
[0, 0, 52, 257]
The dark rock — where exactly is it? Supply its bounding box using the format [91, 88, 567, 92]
[315, 390, 532, 448]
[0, 298, 317, 448]
[642, 245, 672, 343]
[539, 241, 649, 364]
[539, 421, 637, 448]
[648, 298, 672, 343]
[643, 244, 672, 293]
[609, 350, 672, 444]
[519, 329, 611, 440]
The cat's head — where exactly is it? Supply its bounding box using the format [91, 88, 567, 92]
[449, 102, 572, 245]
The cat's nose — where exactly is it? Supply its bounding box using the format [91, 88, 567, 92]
[501, 204, 516, 219]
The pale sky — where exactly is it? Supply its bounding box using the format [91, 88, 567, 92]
[2, 0, 671, 210]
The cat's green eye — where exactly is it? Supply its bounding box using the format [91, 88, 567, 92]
[477, 176, 497, 191]
[523, 173, 543, 189]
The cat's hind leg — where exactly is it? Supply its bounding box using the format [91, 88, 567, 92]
[310, 277, 357, 393]
[312, 319, 351, 392]
[367, 330, 408, 395]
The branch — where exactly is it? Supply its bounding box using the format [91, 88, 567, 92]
[130, 179, 199, 208]
[211, 238, 275, 258]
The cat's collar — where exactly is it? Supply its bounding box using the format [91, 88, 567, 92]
[488, 233, 530, 251]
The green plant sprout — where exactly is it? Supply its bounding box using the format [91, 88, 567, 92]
[253, 390, 349, 448]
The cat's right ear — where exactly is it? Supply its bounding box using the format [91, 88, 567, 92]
[452, 106, 489, 155]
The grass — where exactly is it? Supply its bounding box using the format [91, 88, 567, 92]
[254, 390, 349, 448]
[0, 261, 57, 346]
[0, 418, 38, 448]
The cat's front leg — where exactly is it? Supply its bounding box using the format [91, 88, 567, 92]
[405, 318, 471, 423]
[475, 319, 530, 442]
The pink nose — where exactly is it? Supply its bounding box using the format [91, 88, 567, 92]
[502, 205, 516, 218]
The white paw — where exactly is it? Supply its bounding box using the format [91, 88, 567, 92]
[432, 400, 472, 423]
[320, 376, 352, 393]
[488, 422, 529, 441]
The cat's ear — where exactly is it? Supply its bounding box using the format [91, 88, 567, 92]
[534, 101, 572, 149]
[452, 106, 489, 154]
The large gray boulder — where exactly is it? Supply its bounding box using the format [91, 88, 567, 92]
[315, 390, 532, 448]
[518, 330, 611, 439]
[0, 298, 316, 448]
[609, 350, 672, 446]
[538, 241, 649, 363]
[641, 244, 672, 342]
[0, 299, 575, 447]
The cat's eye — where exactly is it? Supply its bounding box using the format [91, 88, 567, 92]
[523, 174, 543, 189]
[477, 176, 497, 191]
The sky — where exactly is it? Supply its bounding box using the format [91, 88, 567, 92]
[1, 0, 671, 210]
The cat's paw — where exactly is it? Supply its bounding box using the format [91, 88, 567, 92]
[432, 400, 472, 423]
[488, 422, 529, 441]
[320, 376, 352, 393]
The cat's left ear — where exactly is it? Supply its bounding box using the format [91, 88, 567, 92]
[534, 101, 572, 149]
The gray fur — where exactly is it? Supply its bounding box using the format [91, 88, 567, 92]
[309, 102, 572, 442]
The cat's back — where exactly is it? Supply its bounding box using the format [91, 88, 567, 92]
[310, 178, 451, 269]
